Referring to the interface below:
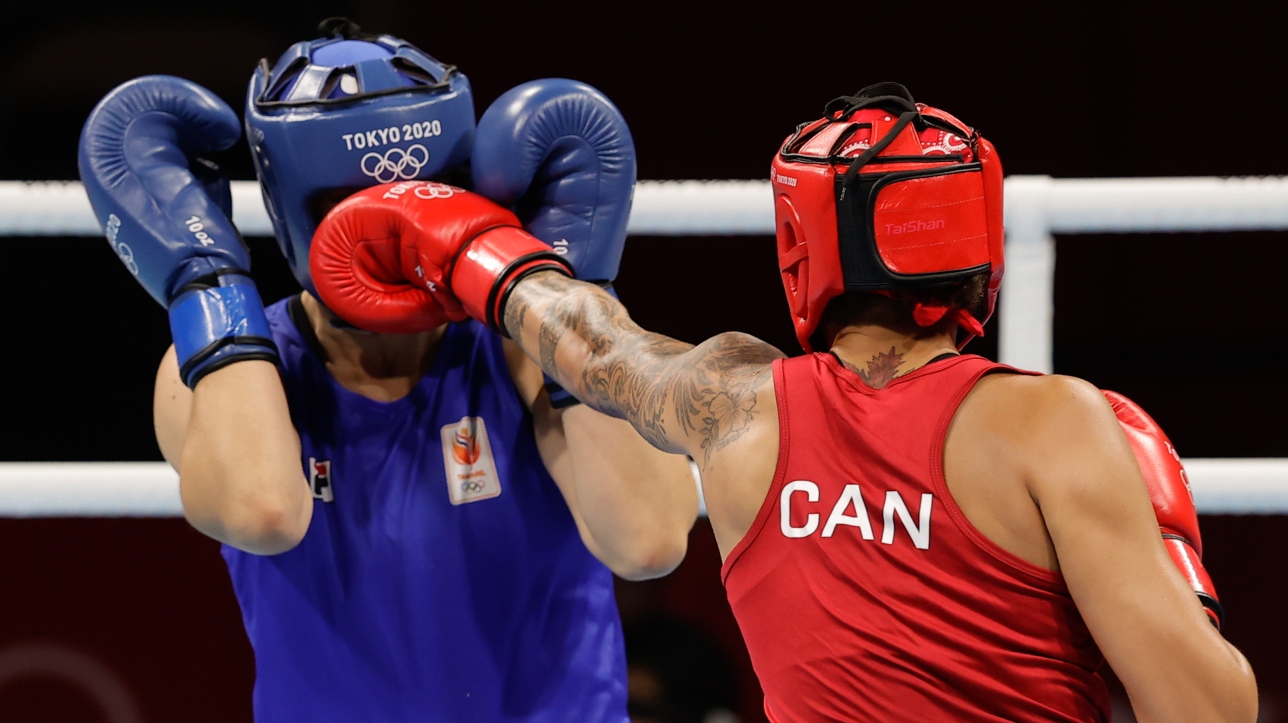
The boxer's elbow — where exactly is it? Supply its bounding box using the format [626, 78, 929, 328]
[608, 527, 690, 582]
[602, 481, 697, 580]
[181, 471, 313, 555]
[224, 492, 312, 555]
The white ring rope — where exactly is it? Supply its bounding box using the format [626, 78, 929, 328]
[6, 176, 1288, 237]
[0, 460, 1282, 517]
[0, 179, 779, 238]
[3, 176, 1286, 517]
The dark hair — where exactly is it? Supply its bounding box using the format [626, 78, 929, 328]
[812, 270, 990, 350]
[317, 17, 368, 39]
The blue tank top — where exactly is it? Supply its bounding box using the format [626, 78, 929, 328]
[221, 296, 628, 722]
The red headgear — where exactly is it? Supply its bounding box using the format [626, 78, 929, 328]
[772, 82, 1004, 352]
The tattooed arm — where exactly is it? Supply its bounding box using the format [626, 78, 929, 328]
[502, 271, 787, 465]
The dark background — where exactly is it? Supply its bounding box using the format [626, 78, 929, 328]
[2, 1, 1285, 721]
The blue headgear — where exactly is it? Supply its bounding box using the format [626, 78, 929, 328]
[245, 18, 475, 295]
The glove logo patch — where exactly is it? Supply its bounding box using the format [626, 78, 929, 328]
[360, 145, 430, 183]
[183, 215, 216, 247]
[105, 213, 121, 243]
[1165, 441, 1194, 498]
[413, 265, 437, 291]
[378, 180, 456, 202]
[115, 242, 138, 276]
[104, 213, 139, 276]
[411, 182, 456, 200]
[440, 416, 502, 505]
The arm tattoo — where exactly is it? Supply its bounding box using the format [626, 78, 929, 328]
[537, 321, 560, 373]
[670, 338, 777, 464]
[503, 298, 527, 334]
[504, 273, 784, 462]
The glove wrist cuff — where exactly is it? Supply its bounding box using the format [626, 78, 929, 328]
[1162, 535, 1225, 631]
[169, 273, 279, 388]
[545, 376, 582, 409]
[449, 226, 573, 333]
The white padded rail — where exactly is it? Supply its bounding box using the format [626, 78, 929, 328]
[0, 460, 1282, 517]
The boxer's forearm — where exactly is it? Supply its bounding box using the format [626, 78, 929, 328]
[503, 271, 689, 451]
[503, 271, 784, 462]
[155, 350, 312, 555]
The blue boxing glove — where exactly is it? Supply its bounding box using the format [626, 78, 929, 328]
[78, 75, 278, 389]
[472, 78, 636, 408]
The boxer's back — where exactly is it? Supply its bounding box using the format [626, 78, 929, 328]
[721, 352, 1110, 722]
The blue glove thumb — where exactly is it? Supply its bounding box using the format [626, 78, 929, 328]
[471, 78, 636, 285]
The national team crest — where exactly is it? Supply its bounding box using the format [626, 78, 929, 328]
[440, 416, 502, 505]
[308, 457, 334, 502]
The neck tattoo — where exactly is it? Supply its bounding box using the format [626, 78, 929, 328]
[847, 346, 904, 389]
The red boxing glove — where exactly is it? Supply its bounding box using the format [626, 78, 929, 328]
[310, 181, 573, 334]
[1104, 390, 1224, 630]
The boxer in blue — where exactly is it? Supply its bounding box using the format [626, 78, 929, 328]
[77, 17, 697, 722]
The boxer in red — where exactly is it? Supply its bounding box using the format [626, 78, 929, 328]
[309, 82, 1258, 722]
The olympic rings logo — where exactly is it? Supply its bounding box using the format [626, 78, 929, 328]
[116, 242, 138, 276]
[413, 183, 456, 200]
[360, 144, 430, 183]
[460, 480, 486, 494]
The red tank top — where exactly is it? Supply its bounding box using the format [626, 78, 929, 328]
[722, 353, 1110, 723]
